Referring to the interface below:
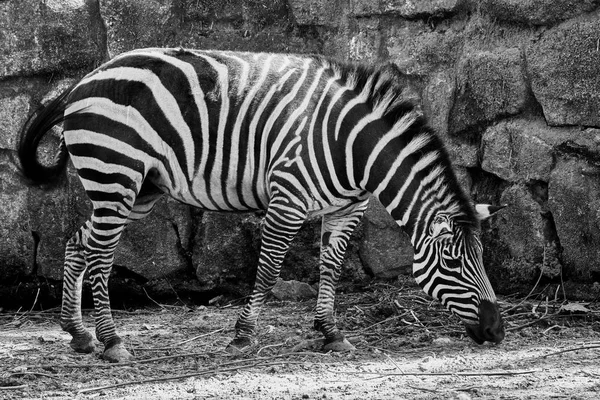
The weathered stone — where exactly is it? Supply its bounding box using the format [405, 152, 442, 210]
[0, 153, 33, 280]
[347, 18, 384, 62]
[452, 165, 473, 194]
[100, 0, 173, 56]
[481, 119, 555, 182]
[281, 220, 321, 283]
[115, 198, 191, 280]
[480, 0, 600, 26]
[386, 22, 464, 75]
[0, 0, 104, 77]
[359, 198, 413, 278]
[449, 48, 528, 134]
[352, 0, 463, 18]
[549, 157, 600, 281]
[423, 71, 479, 169]
[288, 0, 346, 27]
[27, 176, 72, 281]
[423, 70, 455, 136]
[527, 12, 600, 126]
[497, 184, 545, 262]
[193, 212, 260, 293]
[271, 278, 317, 300]
[0, 94, 30, 151]
[381, 0, 463, 18]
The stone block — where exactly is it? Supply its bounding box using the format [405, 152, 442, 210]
[481, 119, 555, 182]
[497, 184, 546, 261]
[347, 18, 384, 62]
[288, 0, 345, 27]
[359, 197, 413, 278]
[0, 0, 104, 77]
[527, 12, 600, 126]
[271, 278, 317, 300]
[480, 0, 600, 26]
[380, 0, 463, 18]
[549, 157, 600, 281]
[386, 22, 463, 75]
[100, 0, 174, 56]
[115, 198, 192, 280]
[449, 48, 528, 134]
[193, 212, 260, 292]
[352, 0, 463, 18]
[27, 177, 72, 281]
[423, 71, 479, 169]
[0, 94, 31, 151]
[423, 70, 455, 136]
[0, 153, 34, 280]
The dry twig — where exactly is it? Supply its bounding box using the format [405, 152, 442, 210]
[526, 344, 600, 361]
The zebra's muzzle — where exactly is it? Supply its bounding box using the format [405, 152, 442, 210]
[464, 299, 505, 344]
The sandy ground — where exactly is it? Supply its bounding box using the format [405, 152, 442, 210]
[1, 281, 600, 399]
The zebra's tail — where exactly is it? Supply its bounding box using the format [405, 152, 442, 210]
[17, 88, 73, 186]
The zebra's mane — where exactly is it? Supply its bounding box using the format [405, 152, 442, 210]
[313, 56, 416, 127]
[314, 56, 480, 233]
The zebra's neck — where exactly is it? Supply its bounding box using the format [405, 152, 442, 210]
[346, 110, 475, 245]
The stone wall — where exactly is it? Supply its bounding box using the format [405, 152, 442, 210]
[1, 0, 600, 305]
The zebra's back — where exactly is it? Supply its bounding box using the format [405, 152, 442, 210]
[62, 48, 363, 215]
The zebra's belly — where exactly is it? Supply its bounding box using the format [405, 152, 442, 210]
[306, 198, 364, 219]
[150, 171, 268, 213]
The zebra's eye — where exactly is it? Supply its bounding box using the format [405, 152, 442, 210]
[444, 257, 462, 270]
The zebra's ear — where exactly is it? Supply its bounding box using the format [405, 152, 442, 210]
[474, 204, 506, 221]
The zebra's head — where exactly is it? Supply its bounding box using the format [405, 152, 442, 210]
[412, 204, 505, 344]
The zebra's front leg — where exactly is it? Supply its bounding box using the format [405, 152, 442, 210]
[226, 198, 307, 354]
[60, 227, 95, 354]
[314, 201, 368, 352]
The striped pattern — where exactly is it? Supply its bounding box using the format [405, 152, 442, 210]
[18, 48, 502, 361]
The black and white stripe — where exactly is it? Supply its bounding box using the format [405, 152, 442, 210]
[18, 48, 504, 362]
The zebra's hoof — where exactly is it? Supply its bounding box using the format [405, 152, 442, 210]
[103, 343, 132, 363]
[225, 337, 254, 355]
[323, 338, 355, 352]
[69, 331, 96, 354]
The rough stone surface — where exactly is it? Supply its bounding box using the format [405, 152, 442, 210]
[449, 48, 528, 134]
[193, 212, 260, 293]
[359, 198, 413, 278]
[288, 0, 345, 27]
[481, 119, 555, 182]
[0, 94, 30, 151]
[115, 198, 191, 280]
[386, 23, 464, 75]
[0, 0, 104, 77]
[271, 278, 317, 301]
[28, 165, 89, 281]
[352, 0, 463, 18]
[0, 153, 33, 280]
[497, 185, 546, 262]
[549, 157, 600, 281]
[479, 0, 600, 26]
[527, 12, 600, 126]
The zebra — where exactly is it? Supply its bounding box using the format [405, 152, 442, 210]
[18, 48, 505, 363]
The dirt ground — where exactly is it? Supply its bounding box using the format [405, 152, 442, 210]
[1, 280, 600, 400]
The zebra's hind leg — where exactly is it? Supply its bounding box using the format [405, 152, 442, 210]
[314, 200, 368, 352]
[90, 186, 164, 363]
[85, 207, 132, 363]
[226, 196, 307, 354]
[60, 221, 95, 354]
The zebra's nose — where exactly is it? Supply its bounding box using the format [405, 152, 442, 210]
[465, 300, 505, 344]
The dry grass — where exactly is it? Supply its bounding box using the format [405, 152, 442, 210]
[1, 277, 600, 398]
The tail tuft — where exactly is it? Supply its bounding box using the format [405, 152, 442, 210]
[17, 89, 72, 186]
